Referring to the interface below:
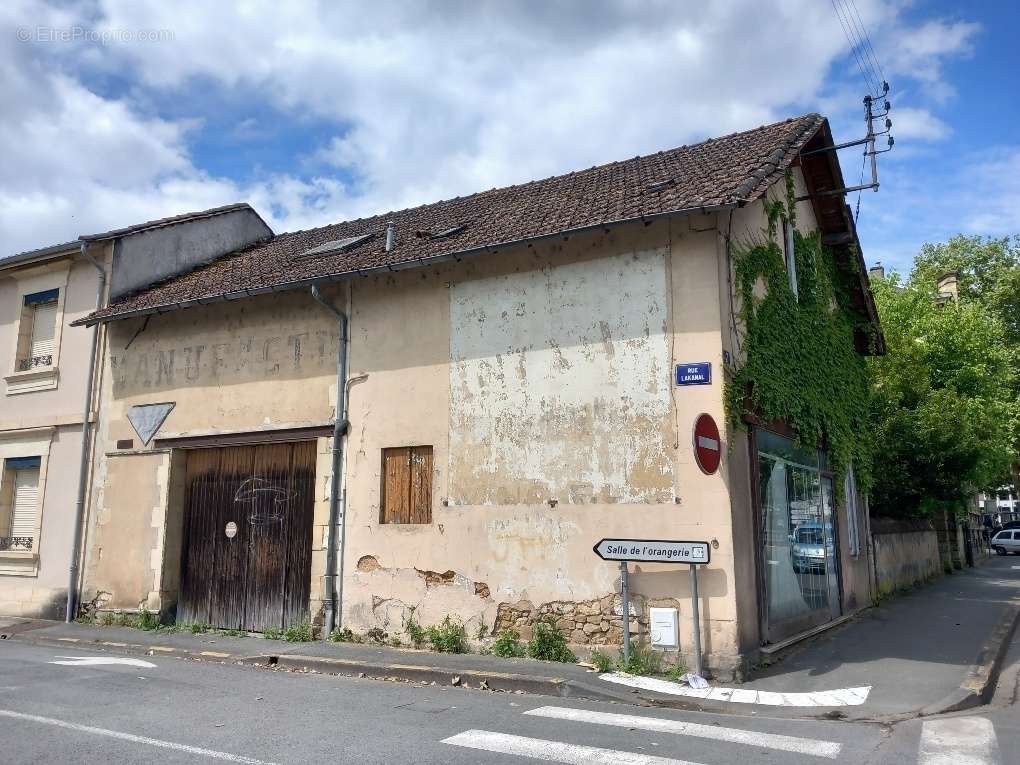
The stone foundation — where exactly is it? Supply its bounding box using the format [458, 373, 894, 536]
[493, 593, 648, 645]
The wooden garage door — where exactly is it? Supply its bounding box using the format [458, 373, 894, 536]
[177, 442, 316, 632]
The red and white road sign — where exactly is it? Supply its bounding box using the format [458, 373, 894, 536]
[693, 413, 721, 475]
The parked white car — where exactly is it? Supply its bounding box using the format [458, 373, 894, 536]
[991, 529, 1020, 555]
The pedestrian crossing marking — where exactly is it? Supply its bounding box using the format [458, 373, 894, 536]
[442, 730, 700, 765]
[919, 717, 999, 765]
[600, 672, 871, 706]
[524, 706, 841, 758]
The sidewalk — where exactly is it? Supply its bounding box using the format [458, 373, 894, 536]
[741, 554, 1020, 719]
[3, 556, 1018, 721]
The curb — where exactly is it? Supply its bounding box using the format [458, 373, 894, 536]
[8, 632, 262, 665]
[920, 603, 1020, 717]
[269, 654, 638, 704]
[7, 632, 638, 706]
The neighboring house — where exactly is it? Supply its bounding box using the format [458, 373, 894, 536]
[0, 204, 271, 620]
[0, 241, 101, 618]
[75, 113, 883, 679]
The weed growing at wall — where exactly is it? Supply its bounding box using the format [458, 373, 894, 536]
[492, 628, 526, 658]
[724, 172, 872, 488]
[426, 616, 468, 653]
[526, 619, 576, 663]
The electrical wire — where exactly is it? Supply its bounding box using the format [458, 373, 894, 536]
[842, 0, 883, 91]
[831, 0, 881, 95]
[847, 0, 887, 86]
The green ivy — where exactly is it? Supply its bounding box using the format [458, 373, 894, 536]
[723, 172, 872, 490]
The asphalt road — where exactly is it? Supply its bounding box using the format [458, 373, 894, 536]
[0, 638, 1015, 764]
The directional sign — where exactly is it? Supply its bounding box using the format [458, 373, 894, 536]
[693, 413, 721, 475]
[50, 656, 157, 668]
[593, 538, 710, 564]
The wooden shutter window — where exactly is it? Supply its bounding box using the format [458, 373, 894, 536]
[381, 446, 433, 524]
[30, 301, 58, 360]
[11, 468, 40, 538]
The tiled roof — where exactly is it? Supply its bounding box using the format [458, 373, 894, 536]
[82, 113, 825, 324]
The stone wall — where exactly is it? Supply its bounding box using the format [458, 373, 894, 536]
[493, 593, 647, 646]
[872, 518, 941, 596]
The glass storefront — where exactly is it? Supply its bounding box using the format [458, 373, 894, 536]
[756, 429, 841, 643]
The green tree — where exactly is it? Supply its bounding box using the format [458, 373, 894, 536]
[910, 235, 1020, 488]
[868, 272, 1016, 518]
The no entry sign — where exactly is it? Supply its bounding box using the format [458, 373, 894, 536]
[693, 413, 721, 475]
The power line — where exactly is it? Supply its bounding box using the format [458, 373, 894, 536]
[847, 0, 887, 85]
[830, 0, 880, 95]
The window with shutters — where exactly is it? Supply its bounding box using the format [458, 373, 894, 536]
[16, 290, 59, 372]
[380, 446, 433, 524]
[0, 456, 41, 552]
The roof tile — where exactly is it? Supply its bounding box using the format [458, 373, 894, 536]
[84, 113, 824, 323]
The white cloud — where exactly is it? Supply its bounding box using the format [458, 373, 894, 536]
[889, 107, 951, 141]
[0, 0, 984, 257]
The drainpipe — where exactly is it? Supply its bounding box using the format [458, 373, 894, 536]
[311, 284, 349, 638]
[66, 242, 106, 622]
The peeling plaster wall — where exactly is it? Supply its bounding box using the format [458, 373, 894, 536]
[448, 249, 673, 505]
[342, 217, 741, 675]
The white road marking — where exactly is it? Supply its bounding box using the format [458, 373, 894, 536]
[919, 717, 999, 765]
[0, 709, 278, 764]
[600, 672, 870, 707]
[524, 706, 841, 758]
[50, 655, 157, 668]
[443, 730, 698, 764]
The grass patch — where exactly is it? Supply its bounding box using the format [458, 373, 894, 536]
[426, 616, 467, 654]
[616, 642, 661, 676]
[328, 626, 360, 643]
[589, 648, 614, 673]
[262, 625, 282, 640]
[492, 629, 525, 658]
[404, 614, 427, 648]
[282, 622, 313, 642]
[527, 619, 576, 663]
[137, 607, 161, 631]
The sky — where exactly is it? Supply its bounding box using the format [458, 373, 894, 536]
[1, 0, 1015, 274]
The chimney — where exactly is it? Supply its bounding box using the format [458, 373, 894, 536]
[385, 221, 395, 252]
[868, 262, 885, 281]
[937, 270, 959, 301]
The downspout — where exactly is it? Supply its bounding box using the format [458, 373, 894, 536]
[311, 283, 349, 638]
[66, 242, 106, 622]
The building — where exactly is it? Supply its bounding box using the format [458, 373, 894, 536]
[0, 205, 272, 619]
[0, 241, 102, 617]
[75, 114, 883, 678]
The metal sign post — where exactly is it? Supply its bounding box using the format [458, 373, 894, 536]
[620, 561, 630, 664]
[689, 564, 702, 677]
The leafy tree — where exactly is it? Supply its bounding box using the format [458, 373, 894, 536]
[910, 235, 1020, 488]
[868, 269, 1017, 518]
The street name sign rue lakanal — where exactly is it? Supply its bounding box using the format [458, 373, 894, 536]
[592, 538, 711, 565]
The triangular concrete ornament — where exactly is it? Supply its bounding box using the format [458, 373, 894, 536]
[127, 402, 176, 445]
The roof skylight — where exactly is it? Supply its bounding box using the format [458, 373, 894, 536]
[294, 233, 373, 259]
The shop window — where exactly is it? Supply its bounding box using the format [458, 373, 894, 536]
[380, 446, 433, 524]
[756, 429, 839, 643]
[16, 290, 59, 372]
[0, 456, 41, 552]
